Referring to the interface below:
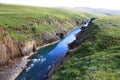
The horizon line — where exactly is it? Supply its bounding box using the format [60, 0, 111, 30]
[0, 2, 120, 11]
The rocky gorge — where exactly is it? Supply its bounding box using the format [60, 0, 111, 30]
[0, 18, 84, 80]
[0, 19, 81, 65]
[0, 4, 90, 80]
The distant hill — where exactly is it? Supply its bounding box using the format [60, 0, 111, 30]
[74, 7, 120, 15]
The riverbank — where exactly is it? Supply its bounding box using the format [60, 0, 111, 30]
[0, 40, 59, 80]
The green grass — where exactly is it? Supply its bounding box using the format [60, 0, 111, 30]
[0, 3, 93, 44]
[52, 16, 120, 80]
[34, 25, 52, 31]
[10, 33, 26, 41]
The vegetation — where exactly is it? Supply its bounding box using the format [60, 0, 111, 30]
[52, 16, 120, 80]
[0, 3, 93, 44]
[1, 3, 120, 79]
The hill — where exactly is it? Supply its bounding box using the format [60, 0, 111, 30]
[52, 16, 120, 80]
[0, 3, 91, 65]
[74, 7, 120, 15]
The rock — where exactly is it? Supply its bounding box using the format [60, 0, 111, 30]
[3, 35, 19, 58]
[33, 43, 37, 52]
[56, 33, 64, 38]
[18, 40, 36, 56]
[56, 28, 67, 38]
[0, 44, 8, 65]
[41, 31, 59, 44]
[68, 19, 92, 49]
[0, 27, 37, 65]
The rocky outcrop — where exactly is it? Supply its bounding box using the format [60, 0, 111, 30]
[68, 19, 93, 49]
[18, 40, 37, 56]
[68, 28, 86, 49]
[41, 31, 59, 44]
[40, 27, 68, 44]
[56, 28, 67, 38]
[0, 44, 8, 65]
[29, 18, 79, 28]
[4, 35, 19, 58]
[0, 27, 37, 65]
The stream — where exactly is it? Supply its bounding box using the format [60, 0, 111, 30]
[16, 19, 91, 80]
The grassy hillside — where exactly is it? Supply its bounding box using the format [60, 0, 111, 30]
[0, 3, 90, 45]
[52, 16, 120, 80]
[0, 3, 96, 65]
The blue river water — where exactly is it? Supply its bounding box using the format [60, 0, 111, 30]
[16, 25, 83, 80]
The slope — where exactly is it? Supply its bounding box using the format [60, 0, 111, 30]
[52, 16, 120, 80]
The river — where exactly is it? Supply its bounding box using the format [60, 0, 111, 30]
[16, 19, 90, 80]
